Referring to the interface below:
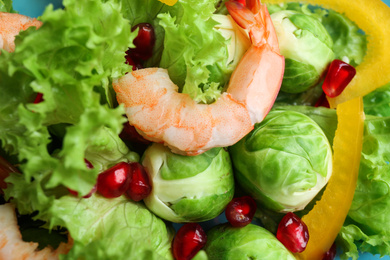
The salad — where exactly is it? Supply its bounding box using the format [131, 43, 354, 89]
[1, 0, 390, 259]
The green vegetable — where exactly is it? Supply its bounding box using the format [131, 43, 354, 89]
[337, 115, 390, 260]
[270, 10, 334, 93]
[0, 0, 13, 12]
[54, 195, 175, 260]
[230, 109, 333, 212]
[363, 83, 390, 117]
[1, 0, 135, 206]
[158, 0, 233, 104]
[321, 9, 367, 67]
[143, 143, 234, 223]
[204, 223, 295, 260]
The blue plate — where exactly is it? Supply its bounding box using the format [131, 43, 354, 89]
[11, 0, 390, 259]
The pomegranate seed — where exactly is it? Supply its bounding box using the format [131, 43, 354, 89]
[125, 51, 142, 70]
[119, 122, 150, 145]
[130, 23, 156, 61]
[172, 223, 207, 260]
[225, 196, 257, 227]
[276, 212, 309, 253]
[97, 162, 131, 198]
[68, 159, 97, 198]
[126, 162, 152, 201]
[322, 59, 356, 98]
[314, 92, 330, 108]
[323, 242, 337, 260]
[33, 93, 43, 104]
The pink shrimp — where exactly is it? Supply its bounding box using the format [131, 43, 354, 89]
[0, 204, 73, 260]
[113, 0, 285, 156]
[0, 12, 42, 53]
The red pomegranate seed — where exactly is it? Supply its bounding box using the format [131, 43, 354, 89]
[322, 59, 356, 98]
[276, 212, 309, 253]
[126, 162, 152, 201]
[323, 242, 337, 260]
[130, 23, 156, 61]
[225, 196, 257, 227]
[172, 223, 207, 260]
[314, 92, 330, 108]
[97, 162, 131, 198]
[125, 51, 142, 70]
[119, 122, 150, 145]
[68, 159, 97, 198]
[34, 93, 44, 104]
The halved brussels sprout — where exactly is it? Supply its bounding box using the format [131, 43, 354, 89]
[204, 223, 295, 260]
[143, 143, 234, 223]
[229, 110, 333, 212]
[271, 10, 335, 93]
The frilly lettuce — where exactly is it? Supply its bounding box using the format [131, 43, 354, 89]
[158, 0, 233, 104]
[1, 0, 135, 202]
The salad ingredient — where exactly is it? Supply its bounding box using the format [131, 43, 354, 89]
[363, 83, 390, 117]
[96, 162, 131, 198]
[296, 97, 364, 260]
[0, 203, 72, 260]
[129, 23, 156, 61]
[0, 12, 42, 53]
[270, 9, 334, 93]
[114, 0, 284, 155]
[229, 109, 332, 212]
[322, 59, 356, 98]
[67, 159, 96, 198]
[126, 162, 152, 201]
[204, 223, 296, 259]
[49, 195, 175, 259]
[142, 143, 234, 223]
[265, 0, 390, 107]
[337, 115, 390, 259]
[276, 212, 309, 253]
[322, 243, 337, 260]
[225, 196, 257, 227]
[0, 155, 18, 193]
[172, 223, 207, 260]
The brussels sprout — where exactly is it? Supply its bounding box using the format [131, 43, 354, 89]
[229, 110, 333, 212]
[143, 143, 234, 223]
[271, 10, 335, 93]
[204, 223, 295, 260]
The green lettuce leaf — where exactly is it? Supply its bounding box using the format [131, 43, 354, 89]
[53, 195, 174, 260]
[1, 0, 137, 214]
[363, 83, 390, 117]
[0, 0, 14, 12]
[158, 0, 231, 103]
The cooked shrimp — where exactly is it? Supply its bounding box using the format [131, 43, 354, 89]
[0, 12, 42, 53]
[113, 0, 285, 155]
[0, 204, 73, 260]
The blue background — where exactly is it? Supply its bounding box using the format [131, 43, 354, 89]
[11, 0, 390, 259]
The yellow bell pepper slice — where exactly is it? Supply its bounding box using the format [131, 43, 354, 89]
[264, 0, 390, 108]
[158, 0, 178, 6]
[294, 97, 364, 259]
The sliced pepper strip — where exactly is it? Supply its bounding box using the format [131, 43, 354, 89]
[264, 0, 390, 107]
[295, 97, 364, 260]
[157, 0, 178, 6]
